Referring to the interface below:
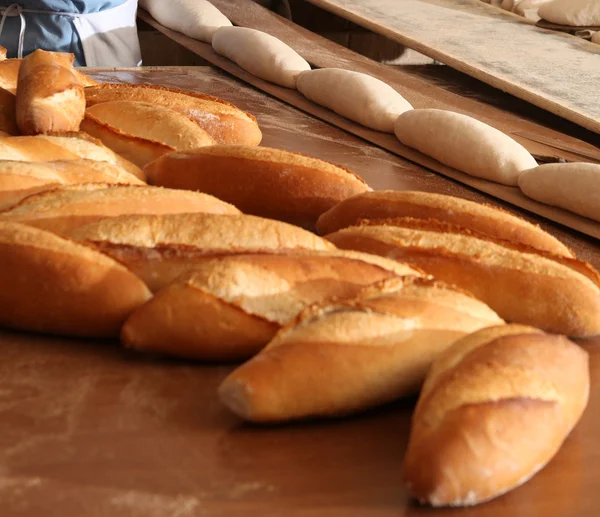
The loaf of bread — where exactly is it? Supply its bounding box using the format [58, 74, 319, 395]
[218, 276, 503, 422]
[85, 84, 262, 146]
[0, 184, 240, 235]
[394, 109, 537, 186]
[404, 325, 589, 506]
[0, 86, 17, 136]
[0, 46, 6, 61]
[316, 190, 572, 257]
[0, 159, 144, 209]
[67, 213, 336, 291]
[121, 251, 422, 361]
[145, 145, 370, 229]
[0, 58, 97, 95]
[80, 100, 216, 168]
[0, 221, 151, 337]
[326, 218, 600, 337]
[0, 133, 144, 180]
[518, 163, 600, 222]
[16, 50, 85, 135]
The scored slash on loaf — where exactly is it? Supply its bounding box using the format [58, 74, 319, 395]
[403, 325, 590, 507]
[218, 276, 503, 423]
[145, 145, 371, 229]
[121, 250, 422, 361]
[326, 217, 600, 337]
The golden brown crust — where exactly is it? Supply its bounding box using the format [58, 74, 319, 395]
[0, 184, 240, 235]
[0, 86, 17, 135]
[326, 221, 600, 337]
[85, 83, 261, 145]
[218, 277, 503, 422]
[145, 145, 370, 229]
[404, 328, 589, 506]
[315, 190, 573, 257]
[0, 221, 151, 337]
[16, 50, 85, 135]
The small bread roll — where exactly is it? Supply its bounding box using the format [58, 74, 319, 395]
[296, 68, 413, 132]
[16, 50, 85, 135]
[81, 101, 215, 168]
[85, 84, 262, 146]
[219, 276, 503, 422]
[67, 213, 336, 291]
[0, 221, 151, 337]
[316, 190, 572, 257]
[404, 325, 589, 506]
[0, 184, 240, 235]
[145, 145, 370, 229]
[394, 109, 537, 186]
[212, 27, 311, 89]
[518, 162, 600, 222]
[538, 0, 600, 26]
[121, 251, 422, 361]
[139, 0, 232, 43]
[326, 218, 600, 337]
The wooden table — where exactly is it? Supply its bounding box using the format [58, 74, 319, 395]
[1, 67, 599, 516]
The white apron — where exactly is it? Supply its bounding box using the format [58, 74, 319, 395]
[0, 0, 141, 67]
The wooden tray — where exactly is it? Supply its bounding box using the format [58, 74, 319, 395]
[536, 19, 600, 33]
[138, 9, 600, 241]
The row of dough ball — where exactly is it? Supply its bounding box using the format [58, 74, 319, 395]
[140, 0, 599, 222]
[482, 0, 600, 31]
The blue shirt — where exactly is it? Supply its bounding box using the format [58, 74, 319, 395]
[0, 1, 128, 65]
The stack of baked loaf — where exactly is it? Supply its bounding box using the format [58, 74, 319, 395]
[0, 46, 597, 509]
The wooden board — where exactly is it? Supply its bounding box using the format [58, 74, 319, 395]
[303, 0, 600, 135]
[2, 68, 600, 517]
[137, 9, 600, 240]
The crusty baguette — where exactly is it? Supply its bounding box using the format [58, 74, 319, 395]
[0, 58, 96, 95]
[16, 50, 85, 134]
[0, 184, 240, 235]
[218, 276, 503, 422]
[85, 84, 262, 146]
[80, 101, 215, 168]
[121, 251, 422, 361]
[404, 325, 589, 506]
[0, 221, 151, 337]
[326, 217, 600, 337]
[67, 213, 336, 291]
[0, 159, 143, 209]
[0, 86, 18, 135]
[0, 46, 6, 61]
[0, 133, 144, 180]
[316, 190, 572, 257]
[145, 145, 370, 229]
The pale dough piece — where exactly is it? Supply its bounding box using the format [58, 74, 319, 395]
[538, 0, 600, 26]
[296, 68, 413, 133]
[139, 0, 231, 43]
[518, 163, 600, 222]
[394, 109, 538, 186]
[212, 27, 311, 89]
[515, 0, 553, 19]
[592, 31, 600, 43]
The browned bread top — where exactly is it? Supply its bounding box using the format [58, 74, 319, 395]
[316, 190, 573, 257]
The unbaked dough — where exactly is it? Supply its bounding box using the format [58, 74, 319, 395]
[592, 31, 600, 43]
[538, 0, 600, 26]
[139, 0, 231, 43]
[296, 68, 413, 133]
[515, 0, 553, 19]
[212, 27, 311, 89]
[518, 163, 600, 222]
[394, 109, 538, 186]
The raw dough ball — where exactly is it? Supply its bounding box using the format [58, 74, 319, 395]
[592, 31, 600, 43]
[518, 162, 600, 222]
[394, 109, 538, 186]
[296, 68, 413, 133]
[538, 0, 600, 26]
[139, 0, 231, 43]
[212, 27, 311, 89]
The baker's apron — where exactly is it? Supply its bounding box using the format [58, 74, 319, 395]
[0, 0, 141, 67]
